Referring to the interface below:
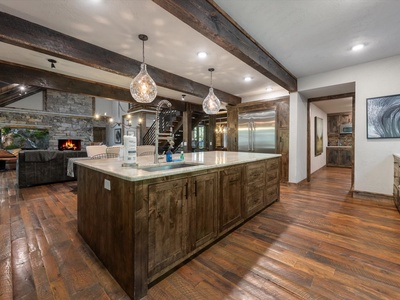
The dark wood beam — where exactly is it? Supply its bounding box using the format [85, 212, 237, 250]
[0, 12, 240, 105]
[0, 83, 19, 96]
[0, 61, 205, 112]
[153, 0, 297, 92]
[0, 61, 134, 102]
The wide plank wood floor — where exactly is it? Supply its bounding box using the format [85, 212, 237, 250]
[1, 167, 400, 299]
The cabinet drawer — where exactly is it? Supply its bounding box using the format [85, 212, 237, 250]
[246, 164, 266, 184]
[267, 158, 279, 170]
[244, 189, 265, 217]
[266, 185, 278, 205]
[266, 169, 279, 186]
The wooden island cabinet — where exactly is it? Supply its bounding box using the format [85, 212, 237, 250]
[76, 151, 280, 299]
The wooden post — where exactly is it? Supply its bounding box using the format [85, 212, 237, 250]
[183, 103, 192, 152]
[227, 106, 238, 151]
[208, 115, 216, 151]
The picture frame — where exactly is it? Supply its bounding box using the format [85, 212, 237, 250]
[367, 94, 400, 139]
[114, 128, 121, 144]
[315, 117, 323, 156]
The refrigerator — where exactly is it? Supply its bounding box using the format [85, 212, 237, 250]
[238, 110, 276, 153]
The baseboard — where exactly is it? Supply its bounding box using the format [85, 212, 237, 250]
[352, 190, 394, 203]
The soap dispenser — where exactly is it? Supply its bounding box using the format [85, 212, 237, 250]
[166, 148, 172, 162]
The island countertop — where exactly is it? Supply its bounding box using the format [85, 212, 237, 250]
[75, 151, 281, 182]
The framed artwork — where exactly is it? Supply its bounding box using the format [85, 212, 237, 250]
[315, 117, 323, 156]
[114, 128, 121, 144]
[367, 94, 400, 139]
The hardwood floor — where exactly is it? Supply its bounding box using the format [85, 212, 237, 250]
[1, 167, 399, 299]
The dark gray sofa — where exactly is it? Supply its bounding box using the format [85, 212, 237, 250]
[17, 150, 87, 188]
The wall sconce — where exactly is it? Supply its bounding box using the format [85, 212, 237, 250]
[138, 117, 143, 125]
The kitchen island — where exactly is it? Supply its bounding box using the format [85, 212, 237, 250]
[75, 151, 281, 299]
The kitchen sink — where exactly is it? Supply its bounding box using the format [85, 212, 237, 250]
[138, 163, 202, 172]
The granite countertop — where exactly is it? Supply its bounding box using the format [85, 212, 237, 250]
[74, 151, 281, 182]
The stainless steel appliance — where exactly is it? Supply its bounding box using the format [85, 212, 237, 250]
[238, 110, 276, 153]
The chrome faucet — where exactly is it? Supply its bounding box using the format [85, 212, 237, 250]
[154, 100, 172, 164]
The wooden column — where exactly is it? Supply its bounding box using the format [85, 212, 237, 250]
[227, 106, 238, 151]
[208, 115, 216, 151]
[137, 112, 146, 145]
[183, 103, 192, 152]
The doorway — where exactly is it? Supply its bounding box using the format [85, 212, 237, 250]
[307, 93, 355, 189]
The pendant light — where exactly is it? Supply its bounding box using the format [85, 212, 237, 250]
[130, 34, 157, 103]
[202, 68, 221, 115]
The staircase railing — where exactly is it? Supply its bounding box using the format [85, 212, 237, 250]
[142, 109, 177, 146]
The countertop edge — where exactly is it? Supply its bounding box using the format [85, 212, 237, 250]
[75, 152, 281, 182]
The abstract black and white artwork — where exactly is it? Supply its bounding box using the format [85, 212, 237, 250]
[367, 94, 400, 139]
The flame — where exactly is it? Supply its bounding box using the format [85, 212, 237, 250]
[61, 139, 77, 150]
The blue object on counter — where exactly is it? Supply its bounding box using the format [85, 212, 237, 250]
[166, 150, 172, 162]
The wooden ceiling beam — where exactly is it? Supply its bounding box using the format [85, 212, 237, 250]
[0, 61, 205, 112]
[0, 12, 240, 106]
[153, 0, 297, 92]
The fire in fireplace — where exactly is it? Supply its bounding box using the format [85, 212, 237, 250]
[58, 139, 81, 151]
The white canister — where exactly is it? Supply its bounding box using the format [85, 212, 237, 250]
[123, 133, 137, 164]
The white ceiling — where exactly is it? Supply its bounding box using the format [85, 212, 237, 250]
[1, 0, 400, 109]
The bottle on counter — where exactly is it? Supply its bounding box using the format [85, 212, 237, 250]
[123, 132, 137, 164]
[180, 151, 184, 161]
[166, 148, 173, 162]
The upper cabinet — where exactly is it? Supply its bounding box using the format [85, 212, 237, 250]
[327, 112, 352, 146]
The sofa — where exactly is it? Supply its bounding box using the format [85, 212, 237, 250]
[17, 150, 87, 187]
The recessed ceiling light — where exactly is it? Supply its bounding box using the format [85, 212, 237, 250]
[197, 52, 207, 58]
[20, 86, 25, 91]
[244, 76, 252, 82]
[352, 44, 364, 51]
[266, 87, 273, 92]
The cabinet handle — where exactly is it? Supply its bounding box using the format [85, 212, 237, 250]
[194, 181, 198, 197]
[185, 182, 188, 199]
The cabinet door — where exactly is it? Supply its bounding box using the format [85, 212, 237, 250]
[326, 148, 339, 166]
[266, 158, 280, 205]
[243, 162, 266, 218]
[340, 148, 352, 167]
[190, 172, 218, 250]
[148, 178, 188, 278]
[278, 129, 289, 182]
[220, 166, 243, 233]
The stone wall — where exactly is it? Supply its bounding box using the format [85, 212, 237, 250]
[0, 90, 107, 150]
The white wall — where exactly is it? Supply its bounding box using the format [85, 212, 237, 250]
[310, 103, 327, 173]
[289, 92, 308, 183]
[291, 54, 400, 195]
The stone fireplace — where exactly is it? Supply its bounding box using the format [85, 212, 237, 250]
[58, 139, 82, 151]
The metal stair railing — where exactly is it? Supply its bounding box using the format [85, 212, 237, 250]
[142, 109, 177, 146]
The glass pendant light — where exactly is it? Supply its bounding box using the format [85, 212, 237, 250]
[202, 68, 221, 115]
[130, 34, 157, 103]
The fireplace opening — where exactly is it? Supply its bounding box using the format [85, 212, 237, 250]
[58, 139, 81, 151]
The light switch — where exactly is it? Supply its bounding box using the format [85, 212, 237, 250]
[104, 179, 111, 190]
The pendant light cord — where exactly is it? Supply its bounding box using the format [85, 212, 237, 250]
[142, 39, 145, 63]
[210, 70, 213, 87]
